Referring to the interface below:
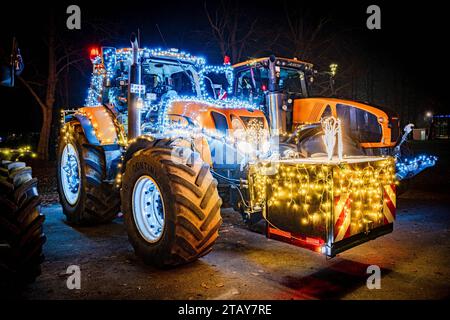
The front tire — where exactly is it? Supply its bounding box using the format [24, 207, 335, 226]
[121, 139, 222, 267]
[0, 160, 46, 288]
[56, 122, 120, 225]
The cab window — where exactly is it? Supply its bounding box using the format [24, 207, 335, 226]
[203, 72, 231, 99]
[321, 105, 332, 119]
[235, 65, 307, 104]
[235, 67, 267, 105]
[211, 112, 229, 134]
[278, 68, 305, 94]
[336, 104, 382, 142]
[140, 62, 197, 101]
[171, 71, 195, 96]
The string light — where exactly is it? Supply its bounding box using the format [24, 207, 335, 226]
[85, 72, 104, 106]
[198, 64, 234, 98]
[396, 154, 438, 180]
[114, 47, 206, 66]
[60, 108, 126, 146]
[154, 96, 259, 133]
[0, 146, 37, 160]
[249, 157, 397, 233]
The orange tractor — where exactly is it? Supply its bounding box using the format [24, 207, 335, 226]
[232, 56, 400, 156]
[56, 36, 398, 267]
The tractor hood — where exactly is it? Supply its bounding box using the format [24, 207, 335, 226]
[292, 97, 397, 124]
[292, 97, 400, 148]
[166, 99, 268, 133]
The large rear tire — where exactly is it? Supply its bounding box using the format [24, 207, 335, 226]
[121, 139, 222, 267]
[0, 160, 46, 288]
[56, 122, 120, 225]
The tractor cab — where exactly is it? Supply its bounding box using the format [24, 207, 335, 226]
[87, 47, 206, 133]
[232, 57, 313, 134]
[233, 56, 313, 107]
[232, 56, 400, 155]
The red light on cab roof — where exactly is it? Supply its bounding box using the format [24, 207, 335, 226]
[89, 47, 100, 60]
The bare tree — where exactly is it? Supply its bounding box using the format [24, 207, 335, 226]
[17, 15, 84, 160]
[281, 4, 332, 62]
[15, 14, 121, 160]
[204, 0, 257, 64]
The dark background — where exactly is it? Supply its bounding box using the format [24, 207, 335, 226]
[0, 1, 447, 140]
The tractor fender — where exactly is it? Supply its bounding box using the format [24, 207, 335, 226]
[63, 105, 125, 182]
[65, 112, 99, 144]
[65, 105, 125, 146]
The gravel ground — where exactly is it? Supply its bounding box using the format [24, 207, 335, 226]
[14, 189, 448, 300]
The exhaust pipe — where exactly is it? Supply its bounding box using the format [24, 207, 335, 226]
[127, 33, 141, 139]
[268, 55, 278, 92]
[266, 55, 283, 136]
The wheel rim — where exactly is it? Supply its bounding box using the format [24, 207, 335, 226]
[132, 175, 165, 243]
[60, 143, 81, 206]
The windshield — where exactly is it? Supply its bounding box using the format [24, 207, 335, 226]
[109, 59, 201, 116]
[278, 68, 305, 93]
[234, 64, 308, 104]
[141, 61, 199, 100]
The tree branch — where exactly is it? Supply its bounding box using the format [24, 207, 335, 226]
[17, 76, 47, 114]
[56, 58, 85, 77]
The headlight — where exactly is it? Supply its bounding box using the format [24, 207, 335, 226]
[231, 117, 246, 140]
[237, 141, 254, 154]
[231, 117, 245, 130]
[261, 140, 271, 153]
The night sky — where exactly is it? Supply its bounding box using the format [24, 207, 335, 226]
[0, 0, 447, 136]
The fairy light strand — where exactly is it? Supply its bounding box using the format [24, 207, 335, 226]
[249, 157, 397, 232]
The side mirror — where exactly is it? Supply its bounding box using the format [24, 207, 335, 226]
[1, 65, 14, 87]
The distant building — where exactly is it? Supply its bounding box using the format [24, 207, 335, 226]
[432, 114, 450, 139]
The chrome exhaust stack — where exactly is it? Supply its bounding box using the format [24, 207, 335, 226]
[266, 55, 284, 137]
[127, 33, 142, 139]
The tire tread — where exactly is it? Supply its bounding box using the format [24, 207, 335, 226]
[121, 138, 222, 267]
